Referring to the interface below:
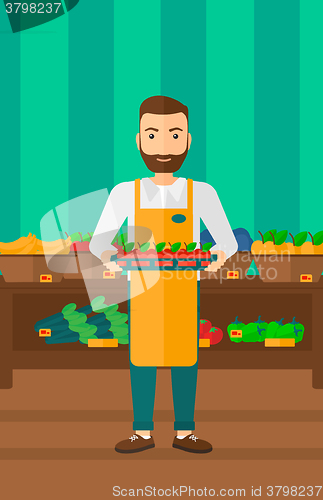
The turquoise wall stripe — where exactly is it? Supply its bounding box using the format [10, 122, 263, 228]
[20, 17, 69, 239]
[68, 0, 114, 223]
[206, 0, 254, 236]
[114, 0, 161, 185]
[300, 0, 323, 236]
[161, 0, 206, 183]
[0, 11, 20, 242]
[254, 0, 300, 239]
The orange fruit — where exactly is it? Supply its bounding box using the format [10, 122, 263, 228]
[251, 240, 264, 255]
[284, 242, 295, 255]
[300, 242, 315, 255]
[314, 244, 323, 254]
[263, 242, 276, 255]
[275, 243, 289, 255]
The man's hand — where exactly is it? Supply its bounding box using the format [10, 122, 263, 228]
[205, 250, 226, 273]
[101, 250, 123, 272]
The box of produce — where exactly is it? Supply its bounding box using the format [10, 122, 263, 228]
[201, 251, 252, 280]
[252, 230, 323, 282]
[48, 232, 116, 280]
[113, 241, 216, 271]
[34, 296, 129, 346]
[201, 228, 253, 279]
[227, 316, 304, 346]
[0, 234, 71, 282]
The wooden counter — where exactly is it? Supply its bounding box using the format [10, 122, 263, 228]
[1, 275, 322, 389]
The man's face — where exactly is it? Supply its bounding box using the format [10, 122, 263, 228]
[136, 112, 191, 173]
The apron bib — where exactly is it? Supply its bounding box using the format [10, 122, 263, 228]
[130, 178, 198, 367]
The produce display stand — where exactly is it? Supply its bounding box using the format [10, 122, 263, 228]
[0, 274, 323, 389]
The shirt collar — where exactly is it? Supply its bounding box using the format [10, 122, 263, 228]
[142, 177, 186, 204]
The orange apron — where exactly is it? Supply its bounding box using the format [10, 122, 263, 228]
[130, 178, 198, 367]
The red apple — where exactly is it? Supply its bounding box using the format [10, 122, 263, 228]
[193, 249, 204, 258]
[71, 241, 90, 251]
[175, 249, 188, 259]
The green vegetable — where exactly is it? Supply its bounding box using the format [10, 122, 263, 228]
[227, 316, 245, 343]
[265, 318, 284, 339]
[91, 296, 106, 312]
[171, 242, 181, 253]
[313, 230, 323, 246]
[187, 242, 197, 252]
[275, 230, 288, 245]
[64, 312, 80, 322]
[106, 304, 119, 314]
[79, 325, 98, 337]
[290, 317, 304, 343]
[242, 316, 267, 343]
[110, 325, 129, 337]
[109, 313, 128, 326]
[241, 322, 259, 343]
[69, 324, 92, 334]
[68, 313, 87, 326]
[263, 229, 277, 243]
[93, 307, 107, 314]
[294, 232, 308, 247]
[202, 242, 212, 252]
[140, 242, 150, 252]
[279, 317, 304, 343]
[156, 242, 166, 253]
[62, 303, 77, 316]
[117, 337, 129, 345]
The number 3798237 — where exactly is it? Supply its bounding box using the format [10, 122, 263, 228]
[6, 3, 62, 14]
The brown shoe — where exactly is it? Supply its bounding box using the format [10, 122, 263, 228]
[115, 434, 155, 454]
[173, 434, 212, 454]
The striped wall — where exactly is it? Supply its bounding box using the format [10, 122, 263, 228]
[0, 1, 322, 243]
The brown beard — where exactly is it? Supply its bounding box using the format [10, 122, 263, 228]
[139, 142, 188, 174]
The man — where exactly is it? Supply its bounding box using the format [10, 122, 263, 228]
[90, 96, 237, 454]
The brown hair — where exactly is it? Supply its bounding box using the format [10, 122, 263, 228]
[140, 95, 188, 121]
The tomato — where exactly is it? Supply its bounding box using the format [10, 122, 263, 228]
[207, 327, 223, 345]
[200, 319, 212, 336]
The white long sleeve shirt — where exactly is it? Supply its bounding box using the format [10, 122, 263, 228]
[90, 177, 238, 261]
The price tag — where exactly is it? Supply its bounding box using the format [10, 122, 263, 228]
[103, 271, 115, 279]
[88, 339, 118, 348]
[230, 329, 242, 338]
[39, 329, 51, 337]
[199, 339, 210, 348]
[265, 338, 295, 347]
[227, 271, 239, 279]
[40, 274, 52, 282]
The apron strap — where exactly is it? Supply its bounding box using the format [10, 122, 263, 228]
[135, 178, 141, 212]
[187, 178, 193, 212]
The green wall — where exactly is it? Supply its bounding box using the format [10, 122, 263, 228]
[0, 0, 322, 243]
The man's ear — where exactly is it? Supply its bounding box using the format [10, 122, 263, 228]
[188, 133, 192, 150]
[136, 133, 140, 151]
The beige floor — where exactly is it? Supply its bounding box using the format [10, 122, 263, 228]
[0, 369, 322, 499]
